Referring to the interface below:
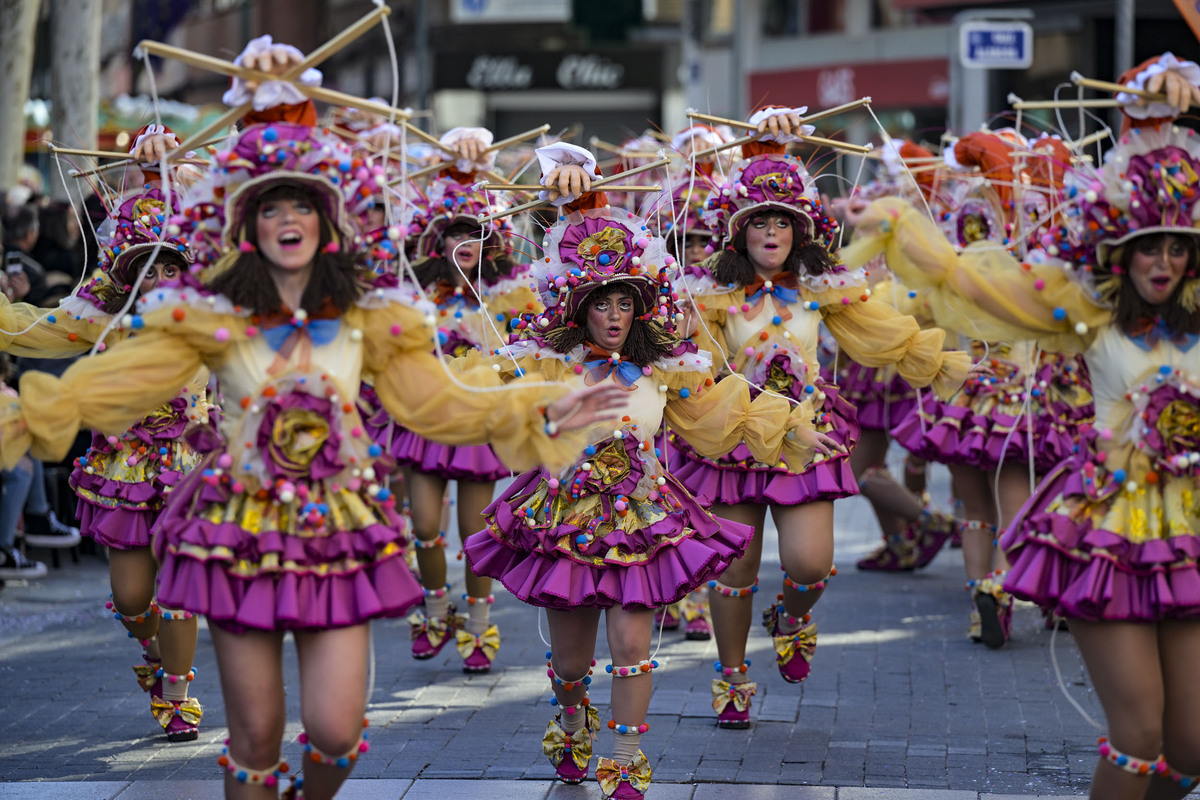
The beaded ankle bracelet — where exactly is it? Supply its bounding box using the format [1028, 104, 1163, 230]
[546, 653, 595, 693]
[106, 597, 159, 625]
[413, 533, 447, 549]
[298, 719, 370, 768]
[156, 667, 196, 684]
[606, 659, 658, 677]
[423, 583, 451, 599]
[1097, 737, 1157, 777]
[708, 578, 758, 597]
[462, 594, 495, 605]
[782, 565, 837, 593]
[713, 659, 751, 678]
[607, 720, 650, 734]
[217, 745, 289, 787]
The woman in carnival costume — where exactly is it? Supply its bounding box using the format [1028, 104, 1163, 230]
[643, 138, 722, 639]
[398, 127, 544, 672]
[0, 171, 211, 742]
[837, 140, 962, 574]
[672, 108, 969, 727]
[0, 39, 623, 800]
[883, 130, 1093, 647]
[462, 142, 833, 799]
[841, 55, 1200, 800]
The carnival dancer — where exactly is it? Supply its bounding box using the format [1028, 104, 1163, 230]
[671, 108, 969, 727]
[5, 117, 213, 742]
[462, 142, 833, 799]
[398, 126, 543, 672]
[644, 133, 722, 639]
[841, 54, 1200, 800]
[836, 140, 960, 573]
[0, 38, 625, 800]
[882, 130, 1092, 647]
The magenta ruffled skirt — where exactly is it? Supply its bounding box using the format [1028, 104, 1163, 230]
[836, 362, 917, 432]
[393, 431, 511, 482]
[152, 456, 423, 633]
[358, 383, 405, 473]
[667, 382, 860, 507]
[891, 355, 1092, 473]
[1000, 453, 1200, 622]
[463, 435, 753, 610]
[69, 399, 201, 551]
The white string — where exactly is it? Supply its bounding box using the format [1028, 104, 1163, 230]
[1050, 619, 1103, 730]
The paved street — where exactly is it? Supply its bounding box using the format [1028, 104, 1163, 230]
[0, 462, 1097, 798]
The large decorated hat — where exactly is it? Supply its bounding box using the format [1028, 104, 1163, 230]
[413, 177, 514, 260]
[177, 122, 379, 270]
[701, 154, 839, 249]
[75, 187, 192, 311]
[1072, 125, 1200, 264]
[520, 207, 679, 339]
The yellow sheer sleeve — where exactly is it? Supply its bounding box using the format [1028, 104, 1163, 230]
[687, 291, 733, 367]
[355, 304, 583, 472]
[0, 297, 115, 357]
[818, 295, 969, 401]
[2, 304, 239, 466]
[842, 197, 1111, 352]
[663, 372, 816, 470]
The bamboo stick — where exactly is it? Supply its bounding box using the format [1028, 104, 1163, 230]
[482, 184, 661, 192]
[1070, 71, 1168, 102]
[481, 157, 671, 222]
[484, 125, 550, 154]
[1009, 98, 1119, 110]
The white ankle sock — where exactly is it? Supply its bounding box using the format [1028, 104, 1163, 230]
[426, 593, 450, 620]
[161, 673, 190, 703]
[560, 704, 587, 733]
[611, 731, 643, 764]
[466, 599, 491, 635]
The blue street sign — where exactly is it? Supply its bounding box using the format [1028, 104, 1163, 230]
[959, 21, 1034, 70]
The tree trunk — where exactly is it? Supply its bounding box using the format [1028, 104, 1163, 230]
[50, 0, 102, 200]
[0, 0, 41, 193]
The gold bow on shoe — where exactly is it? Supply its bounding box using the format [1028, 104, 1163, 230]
[455, 625, 501, 660]
[774, 623, 817, 665]
[543, 717, 594, 770]
[132, 663, 159, 692]
[711, 679, 757, 713]
[596, 751, 652, 797]
[150, 696, 203, 729]
[408, 611, 452, 649]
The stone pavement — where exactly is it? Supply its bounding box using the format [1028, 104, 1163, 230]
[0, 463, 1098, 798]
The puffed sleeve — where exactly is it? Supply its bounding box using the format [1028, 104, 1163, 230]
[1, 304, 237, 467]
[662, 371, 816, 470]
[842, 197, 1111, 353]
[686, 291, 733, 366]
[354, 303, 584, 472]
[814, 283, 969, 402]
[0, 296, 115, 358]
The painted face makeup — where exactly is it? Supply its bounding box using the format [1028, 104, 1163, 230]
[745, 213, 793, 275]
[586, 289, 636, 352]
[1127, 234, 1194, 306]
[256, 196, 321, 272]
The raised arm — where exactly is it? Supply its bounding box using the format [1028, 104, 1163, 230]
[841, 197, 1110, 353]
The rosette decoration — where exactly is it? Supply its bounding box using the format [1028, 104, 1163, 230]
[1130, 369, 1200, 477]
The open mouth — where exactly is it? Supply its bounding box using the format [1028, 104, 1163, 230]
[278, 231, 303, 249]
[1151, 276, 1172, 289]
[607, 326, 623, 337]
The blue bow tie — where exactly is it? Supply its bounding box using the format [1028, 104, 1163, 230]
[583, 359, 644, 389]
[746, 283, 798, 306]
[262, 318, 341, 353]
[1129, 319, 1200, 353]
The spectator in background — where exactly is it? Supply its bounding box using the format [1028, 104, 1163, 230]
[33, 201, 85, 284]
[3, 204, 49, 306]
[0, 353, 46, 581]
